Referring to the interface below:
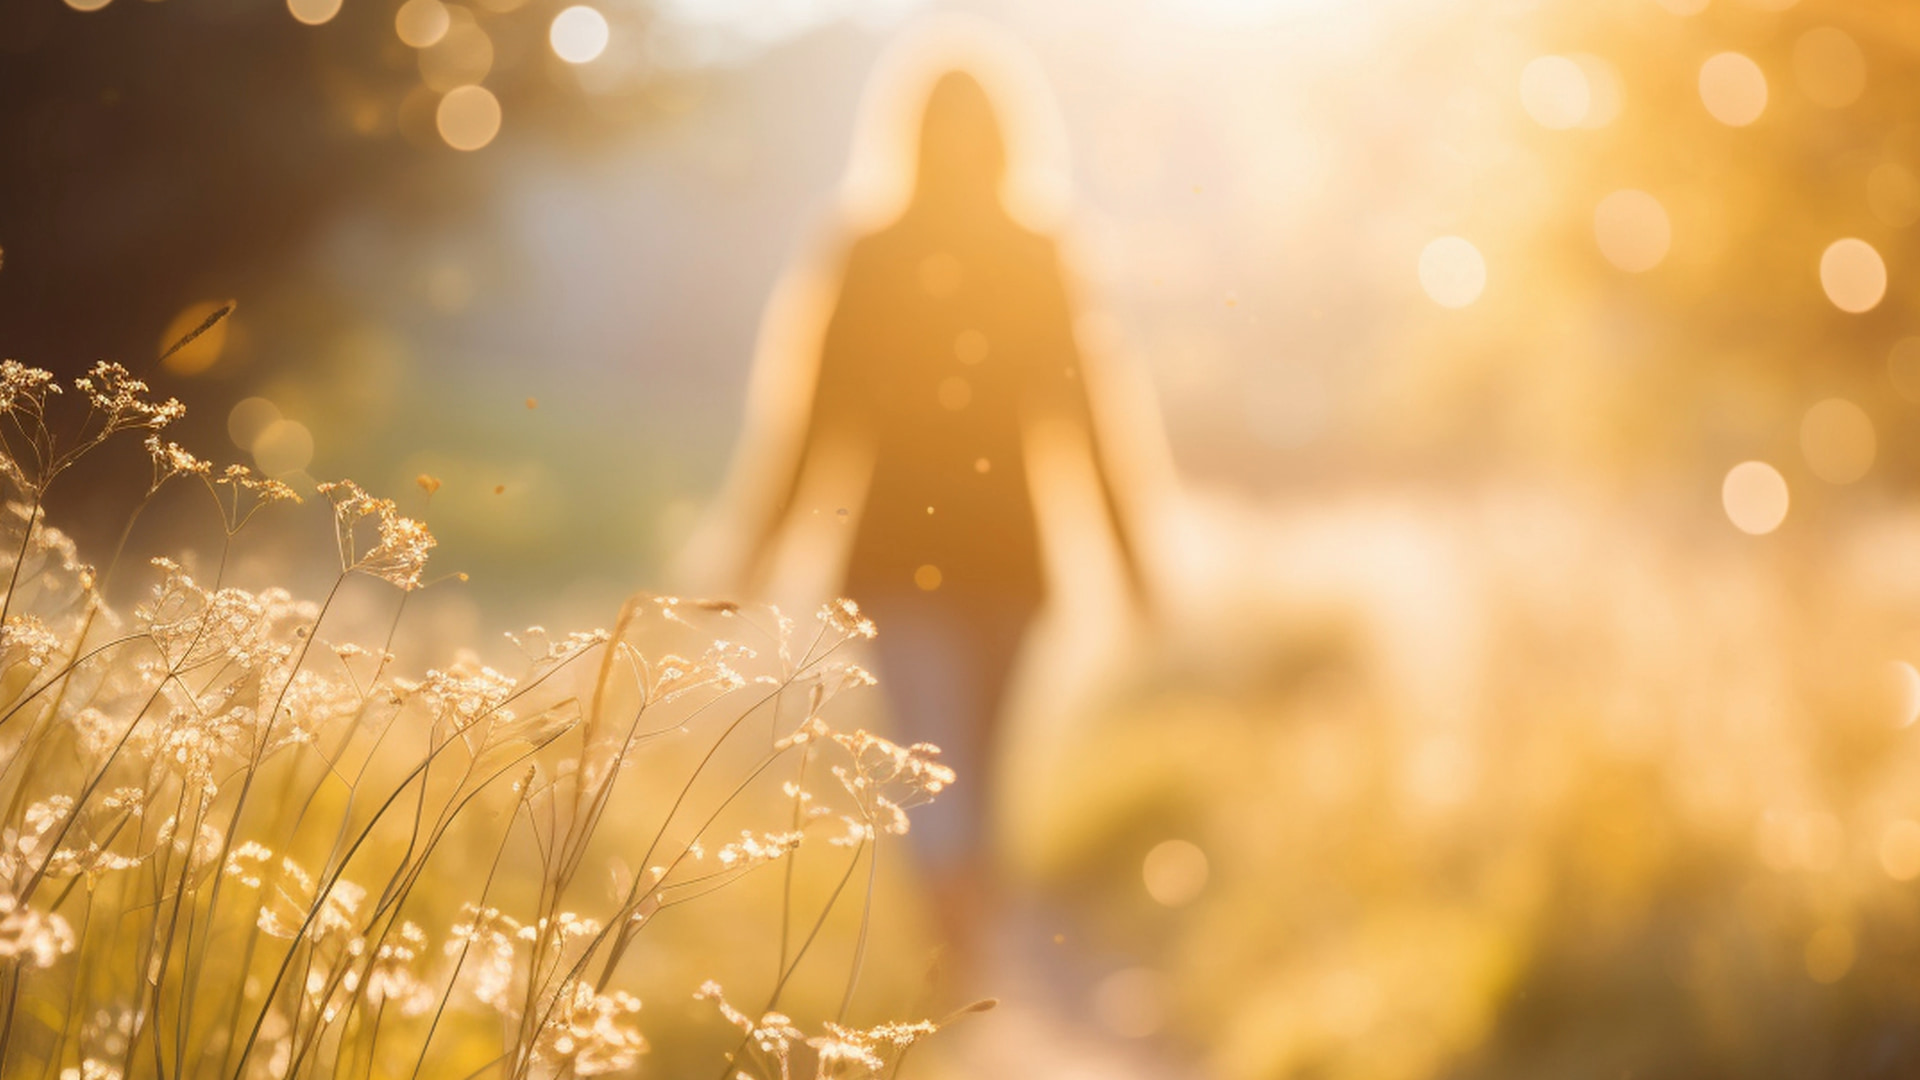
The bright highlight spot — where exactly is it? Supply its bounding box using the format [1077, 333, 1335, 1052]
[436, 85, 502, 152]
[1519, 56, 1590, 130]
[228, 398, 281, 452]
[1820, 238, 1886, 313]
[1722, 461, 1788, 535]
[395, 0, 451, 48]
[63, 0, 112, 11]
[1799, 398, 1874, 484]
[1880, 819, 1920, 880]
[1419, 236, 1486, 309]
[252, 418, 314, 476]
[1142, 839, 1209, 907]
[1568, 55, 1623, 129]
[1593, 190, 1671, 272]
[549, 6, 610, 64]
[1699, 52, 1768, 127]
[286, 0, 343, 25]
[1894, 662, 1920, 729]
[1793, 27, 1865, 109]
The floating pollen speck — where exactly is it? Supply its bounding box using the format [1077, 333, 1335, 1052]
[416, 473, 442, 495]
[493, 484, 506, 495]
[525, 397, 538, 409]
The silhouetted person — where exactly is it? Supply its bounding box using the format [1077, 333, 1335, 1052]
[735, 69, 1146, 964]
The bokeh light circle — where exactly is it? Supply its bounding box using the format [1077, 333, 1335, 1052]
[252, 418, 314, 476]
[1799, 398, 1875, 484]
[1793, 27, 1865, 109]
[1418, 236, 1486, 309]
[1888, 338, 1920, 402]
[1881, 819, 1920, 880]
[1819, 238, 1886, 313]
[1519, 56, 1590, 130]
[436, 85, 502, 151]
[395, 0, 451, 48]
[1868, 163, 1920, 228]
[549, 6, 610, 64]
[228, 397, 281, 452]
[286, 0, 343, 26]
[1593, 190, 1671, 272]
[63, 0, 113, 11]
[1699, 52, 1768, 127]
[1722, 461, 1788, 535]
[1142, 839, 1209, 907]
[419, 19, 493, 92]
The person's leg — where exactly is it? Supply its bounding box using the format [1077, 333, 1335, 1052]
[868, 597, 1034, 985]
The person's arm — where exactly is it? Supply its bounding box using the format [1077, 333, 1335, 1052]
[1032, 249, 1151, 611]
[738, 254, 864, 594]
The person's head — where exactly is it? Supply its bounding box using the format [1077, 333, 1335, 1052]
[912, 70, 1006, 212]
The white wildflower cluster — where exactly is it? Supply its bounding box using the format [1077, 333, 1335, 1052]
[317, 480, 436, 590]
[0, 891, 75, 968]
[252, 858, 365, 944]
[73, 362, 184, 433]
[0, 361, 964, 1080]
[445, 903, 525, 1008]
[142, 434, 210, 493]
[400, 658, 520, 733]
[778, 717, 955, 845]
[137, 557, 313, 672]
[364, 921, 437, 1016]
[506, 625, 613, 666]
[536, 981, 648, 1077]
[697, 981, 947, 1080]
[1, 614, 60, 671]
[712, 829, 805, 869]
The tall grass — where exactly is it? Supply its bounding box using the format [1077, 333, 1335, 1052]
[0, 359, 978, 1079]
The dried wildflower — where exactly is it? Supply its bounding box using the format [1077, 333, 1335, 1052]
[363, 922, 437, 1016]
[712, 829, 804, 870]
[57, 1060, 122, 1080]
[506, 625, 611, 665]
[1, 614, 60, 669]
[819, 598, 876, 640]
[401, 658, 519, 739]
[0, 892, 75, 967]
[142, 435, 210, 492]
[318, 480, 436, 590]
[209, 463, 301, 530]
[223, 842, 275, 888]
[447, 903, 524, 1007]
[697, 981, 804, 1067]
[536, 981, 648, 1077]
[808, 1019, 940, 1076]
[74, 362, 184, 432]
[0, 360, 59, 416]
